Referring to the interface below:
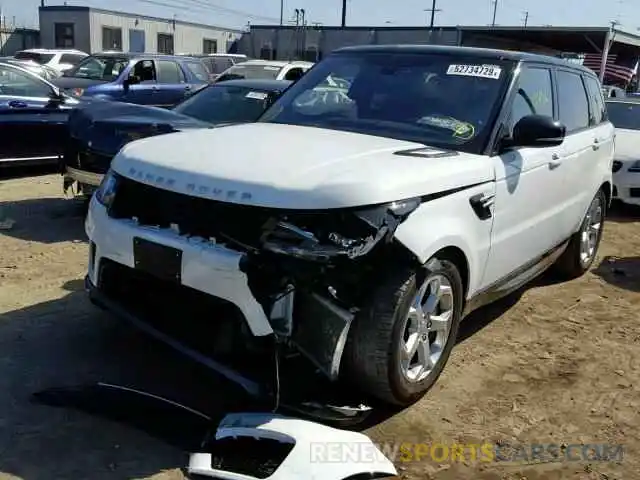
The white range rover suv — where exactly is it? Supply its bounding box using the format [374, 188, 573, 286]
[85, 45, 614, 407]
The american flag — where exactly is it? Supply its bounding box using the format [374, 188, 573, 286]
[582, 53, 636, 83]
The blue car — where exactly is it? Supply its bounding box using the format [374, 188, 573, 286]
[51, 52, 210, 108]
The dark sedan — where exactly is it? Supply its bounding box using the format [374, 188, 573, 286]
[63, 78, 292, 197]
[0, 61, 82, 168]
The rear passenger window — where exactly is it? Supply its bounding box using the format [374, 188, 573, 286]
[584, 75, 607, 125]
[156, 60, 185, 83]
[508, 67, 553, 130]
[556, 70, 590, 133]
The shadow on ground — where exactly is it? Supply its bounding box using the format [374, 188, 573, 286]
[593, 256, 640, 293]
[608, 201, 640, 224]
[0, 197, 87, 244]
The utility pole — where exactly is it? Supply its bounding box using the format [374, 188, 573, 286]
[279, 0, 284, 25]
[341, 0, 347, 27]
[425, 0, 442, 28]
[491, 0, 498, 27]
[523, 11, 529, 27]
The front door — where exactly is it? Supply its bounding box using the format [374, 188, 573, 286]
[123, 59, 157, 105]
[481, 65, 567, 288]
[0, 65, 69, 163]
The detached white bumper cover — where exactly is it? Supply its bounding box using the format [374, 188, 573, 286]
[85, 197, 273, 336]
[188, 413, 397, 479]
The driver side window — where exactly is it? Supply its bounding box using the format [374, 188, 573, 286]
[0, 66, 52, 97]
[508, 67, 553, 131]
[130, 60, 156, 83]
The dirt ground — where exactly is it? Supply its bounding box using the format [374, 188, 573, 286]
[0, 170, 638, 480]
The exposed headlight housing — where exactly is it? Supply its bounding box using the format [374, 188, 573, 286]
[71, 87, 84, 97]
[95, 169, 119, 208]
[260, 197, 422, 262]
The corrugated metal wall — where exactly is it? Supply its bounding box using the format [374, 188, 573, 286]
[0, 27, 40, 55]
[237, 27, 460, 61]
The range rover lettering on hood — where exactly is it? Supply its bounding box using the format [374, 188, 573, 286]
[126, 166, 254, 201]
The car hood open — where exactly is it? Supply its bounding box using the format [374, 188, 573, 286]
[112, 123, 494, 209]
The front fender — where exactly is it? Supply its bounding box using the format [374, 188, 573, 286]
[393, 182, 496, 298]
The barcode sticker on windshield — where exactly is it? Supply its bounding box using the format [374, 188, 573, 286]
[246, 91, 268, 100]
[446, 64, 502, 79]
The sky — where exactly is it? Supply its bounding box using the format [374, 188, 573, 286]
[0, 0, 637, 32]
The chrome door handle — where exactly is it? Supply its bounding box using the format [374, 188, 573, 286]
[593, 138, 600, 150]
[549, 153, 561, 169]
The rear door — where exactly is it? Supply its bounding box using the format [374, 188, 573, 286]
[0, 65, 69, 163]
[154, 59, 191, 107]
[554, 68, 604, 234]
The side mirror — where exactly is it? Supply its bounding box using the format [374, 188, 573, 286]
[48, 88, 65, 104]
[123, 76, 139, 93]
[509, 114, 566, 149]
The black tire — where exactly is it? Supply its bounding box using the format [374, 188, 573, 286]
[342, 255, 464, 407]
[552, 189, 606, 280]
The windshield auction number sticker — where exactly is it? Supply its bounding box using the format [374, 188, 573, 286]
[446, 64, 502, 79]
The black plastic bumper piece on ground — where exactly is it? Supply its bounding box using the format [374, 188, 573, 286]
[85, 275, 263, 398]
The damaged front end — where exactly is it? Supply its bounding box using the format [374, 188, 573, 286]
[101, 172, 421, 382]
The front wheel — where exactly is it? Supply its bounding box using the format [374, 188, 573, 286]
[552, 189, 606, 279]
[342, 256, 463, 406]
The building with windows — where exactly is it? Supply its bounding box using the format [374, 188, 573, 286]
[38, 6, 243, 55]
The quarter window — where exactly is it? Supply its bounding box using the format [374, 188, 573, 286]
[509, 67, 553, 130]
[556, 70, 590, 133]
[584, 75, 607, 125]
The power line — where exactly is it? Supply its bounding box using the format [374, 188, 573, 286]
[132, 0, 283, 23]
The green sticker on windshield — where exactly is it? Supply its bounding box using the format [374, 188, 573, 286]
[418, 115, 476, 140]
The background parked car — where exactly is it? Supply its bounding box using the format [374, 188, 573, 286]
[13, 49, 88, 73]
[0, 57, 62, 81]
[62, 78, 291, 197]
[0, 61, 81, 167]
[178, 53, 249, 82]
[51, 53, 210, 108]
[606, 97, 640, 206]
[216, 59, 313, 83]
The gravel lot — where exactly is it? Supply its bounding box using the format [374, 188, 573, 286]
[0, 170, 638, 480]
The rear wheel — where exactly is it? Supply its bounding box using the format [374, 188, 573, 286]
[552, 189, 606, 279]
[342, 255, 463, 406]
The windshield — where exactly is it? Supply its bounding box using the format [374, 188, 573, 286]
[14, 51, 54, 64]
[217, 63, 283, 82]
[65, 55, 129, 81]
[606, 101, 640, 130]
[174, 84, 277, 124]
[259, 52, 513, 153]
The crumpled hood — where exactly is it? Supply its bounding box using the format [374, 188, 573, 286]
[68, 101, 210, 156]
[614, 129, 640, 162]
[112, 123, 494, 209]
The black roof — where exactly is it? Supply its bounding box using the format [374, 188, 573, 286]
[212, 78, 292, 90]
[333, 44, 597, 74]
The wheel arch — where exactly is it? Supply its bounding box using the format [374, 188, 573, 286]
[600, 180, 612, 208]
[434, 245, 470, 301]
